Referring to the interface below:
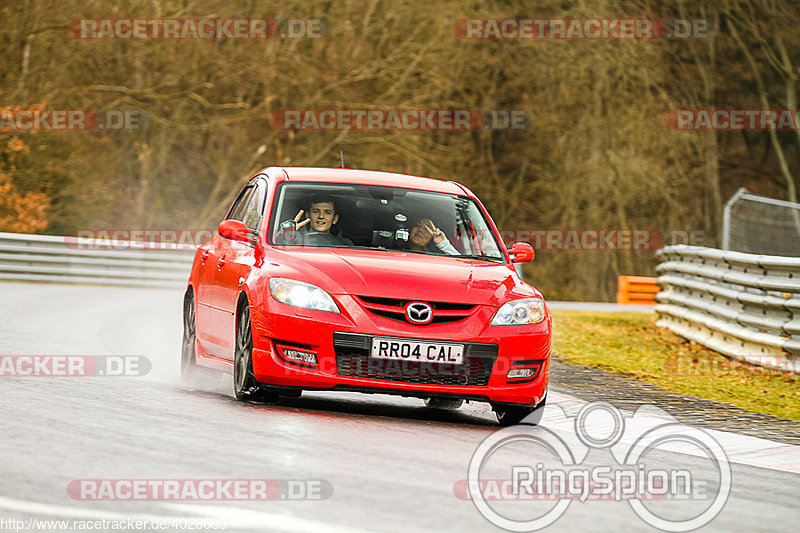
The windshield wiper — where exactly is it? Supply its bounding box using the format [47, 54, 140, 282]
[459, 254, 505, 263]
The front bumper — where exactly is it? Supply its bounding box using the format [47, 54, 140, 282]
[249, 294, 551, 406]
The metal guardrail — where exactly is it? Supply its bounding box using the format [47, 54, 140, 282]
[0, 232, 195, 289]
[7, 232, 798, 371]
[655, 245, 800, 372]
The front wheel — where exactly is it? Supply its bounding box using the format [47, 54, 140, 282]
[181, 291, 200, 381]
[234, 304, 278, 403]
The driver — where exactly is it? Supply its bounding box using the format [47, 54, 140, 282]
[275, 195, 353, 246]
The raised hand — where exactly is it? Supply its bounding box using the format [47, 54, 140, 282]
[293, 209, 311, 230]
[426, 220, 445, 245]
[277, 210, 311, 240]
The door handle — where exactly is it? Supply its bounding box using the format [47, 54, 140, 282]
[200, 250, 209, 262]
[217, 259, 226, 269]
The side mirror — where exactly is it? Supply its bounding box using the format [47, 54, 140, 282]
[218, 219, 257, 246]
[508, 242, 534, 263]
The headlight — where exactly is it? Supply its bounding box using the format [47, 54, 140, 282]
[491, 298, 546, 325]
[269, 278, 340, 313]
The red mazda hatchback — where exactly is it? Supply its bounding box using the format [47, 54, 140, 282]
[182, 167, 551, 425]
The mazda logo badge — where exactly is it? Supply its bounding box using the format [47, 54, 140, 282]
[405, 302, 433, 325]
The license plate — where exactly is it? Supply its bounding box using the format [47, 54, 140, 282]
[370, 337, 464, 365]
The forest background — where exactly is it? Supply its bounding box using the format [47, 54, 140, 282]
[2, 0, 798, 301]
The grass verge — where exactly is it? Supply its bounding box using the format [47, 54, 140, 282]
[551, 310, 800, 421]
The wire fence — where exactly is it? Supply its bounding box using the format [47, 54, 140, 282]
[723, 188, 800, 257]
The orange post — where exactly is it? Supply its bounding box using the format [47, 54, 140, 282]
[616, 275, 659, 304]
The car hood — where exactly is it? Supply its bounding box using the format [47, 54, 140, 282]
[267, 248, 539, 306]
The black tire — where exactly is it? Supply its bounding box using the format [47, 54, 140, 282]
[181, 291, 201, 381]
[233, 304, 278, 403]
[494, 397, 547, 427]
[424, 397, 464, 410]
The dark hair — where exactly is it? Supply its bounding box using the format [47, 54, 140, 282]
[307, 194, 337, 213]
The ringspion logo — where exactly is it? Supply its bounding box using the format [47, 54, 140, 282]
[460, 402, 730, 531]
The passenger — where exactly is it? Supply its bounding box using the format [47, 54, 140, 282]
[409, 218, 459, 255]
[275, 195, 353, 246]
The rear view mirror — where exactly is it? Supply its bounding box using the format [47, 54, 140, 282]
[508, 242, 534, 263]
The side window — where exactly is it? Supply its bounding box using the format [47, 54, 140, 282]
[227, 185, 255, 222]
[242, 182, 266, 230]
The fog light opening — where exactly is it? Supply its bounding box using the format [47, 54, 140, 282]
[506, 364, 541, 382]
[280, 347, 318, 365]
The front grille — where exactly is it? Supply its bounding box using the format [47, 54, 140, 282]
[355, 295, 477, 325]
[358, 296, 475, 311]
[333, 332, 497, 386]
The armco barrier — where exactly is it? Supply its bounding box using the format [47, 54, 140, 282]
[0, 232, 195, 289]
[655, 245, 800, 372]
[616, 275, 658, 304]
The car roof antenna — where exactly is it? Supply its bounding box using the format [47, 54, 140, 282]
[340, 150, 345, 168]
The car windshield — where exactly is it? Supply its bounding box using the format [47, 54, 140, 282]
[268, 182, 506, 261]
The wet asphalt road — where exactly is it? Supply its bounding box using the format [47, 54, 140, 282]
[0, 282, 798, 532]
